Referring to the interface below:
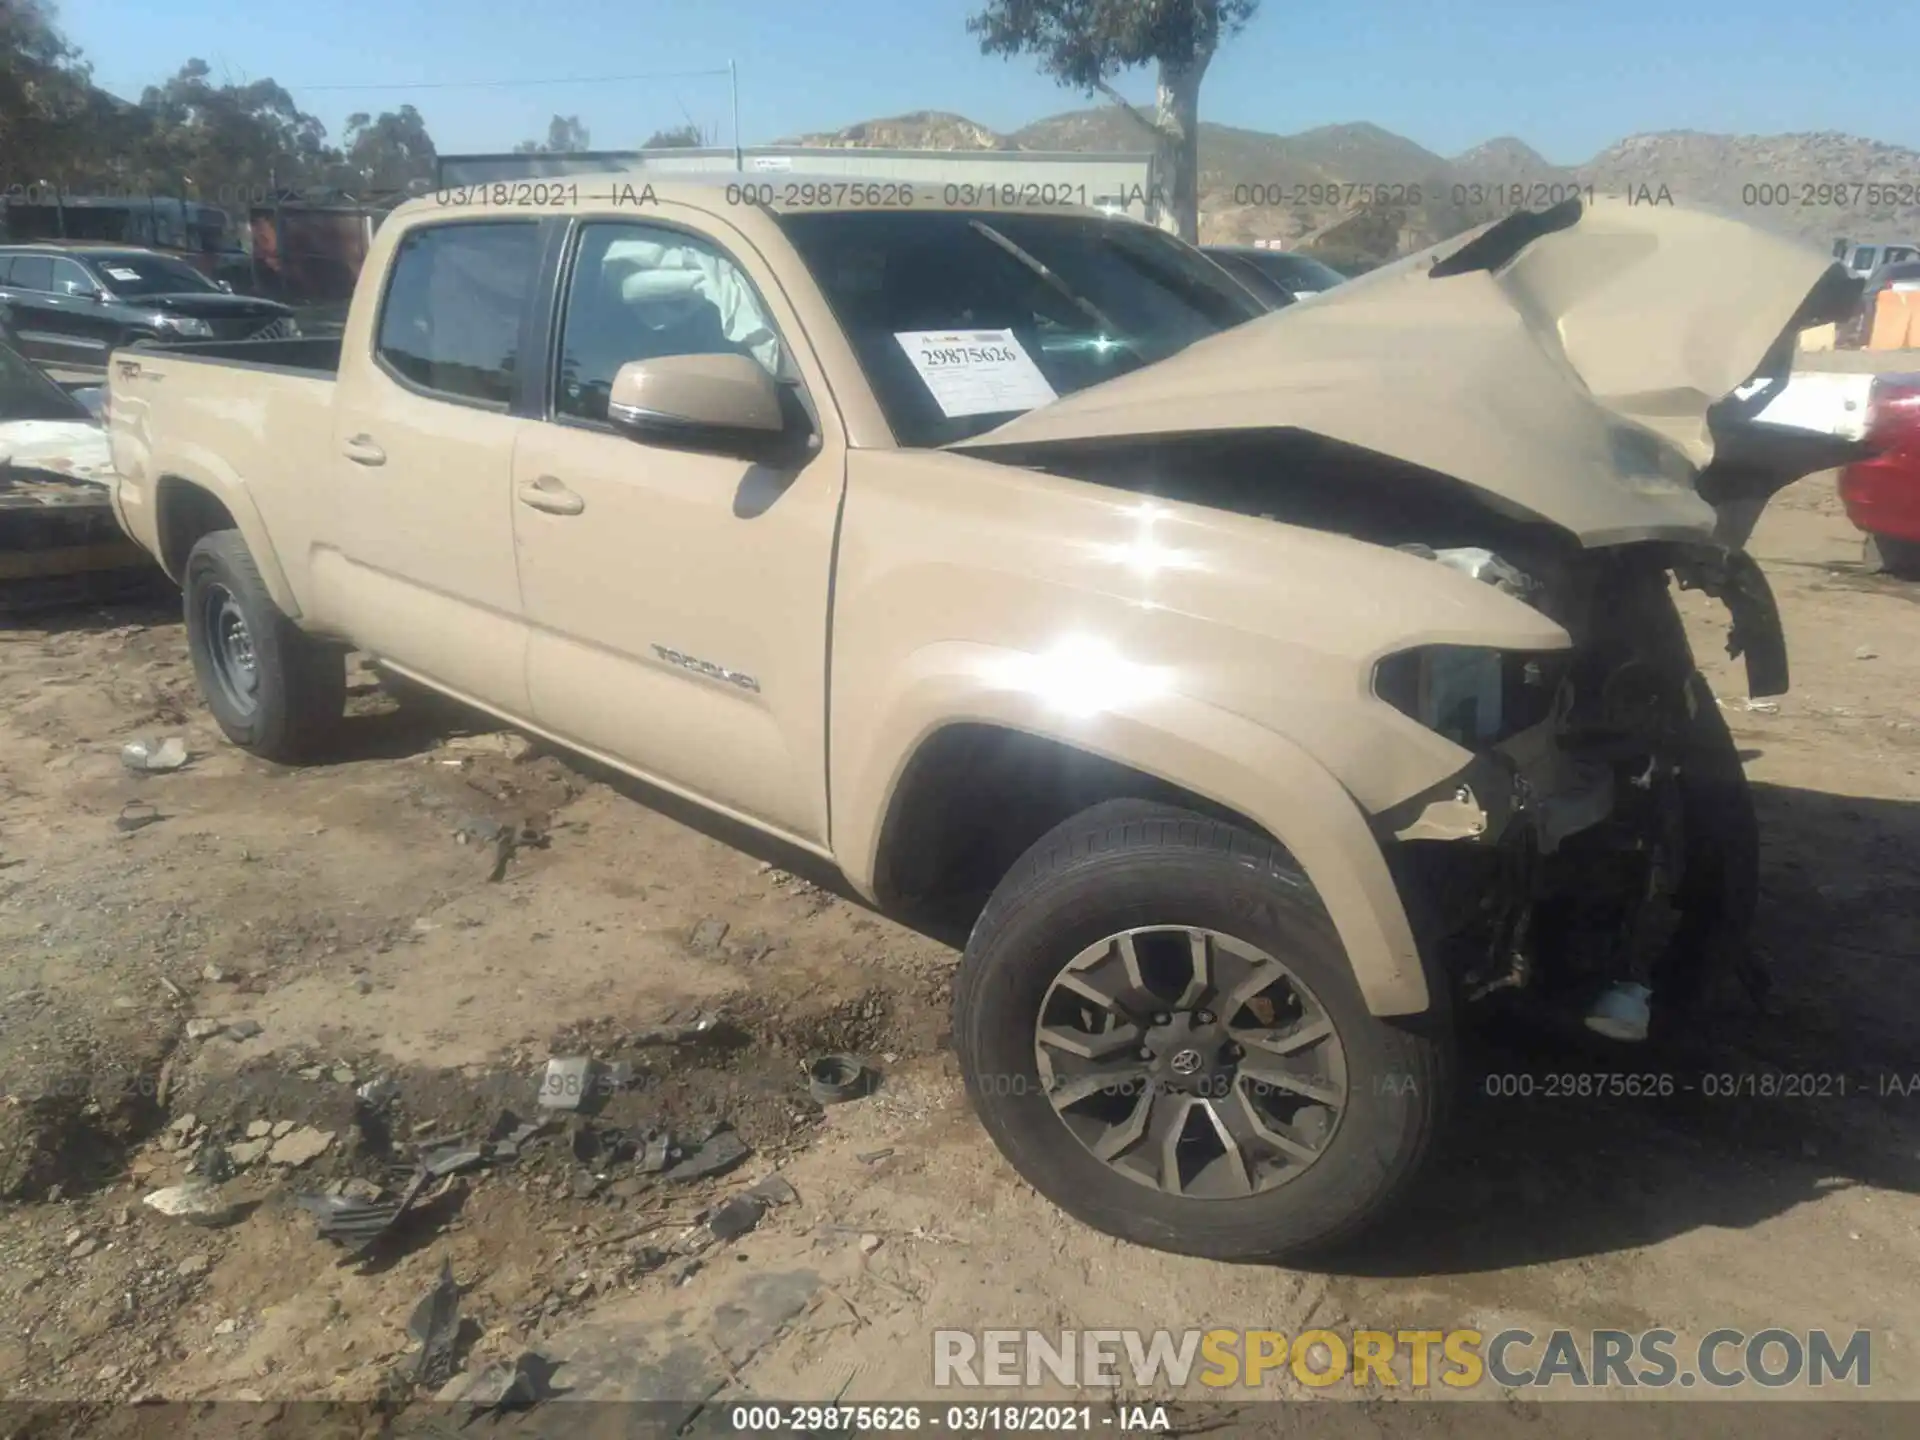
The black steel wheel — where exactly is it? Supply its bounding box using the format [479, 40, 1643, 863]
[183, 529, 345, 762]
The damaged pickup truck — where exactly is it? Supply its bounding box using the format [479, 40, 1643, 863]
[105, 182, 1861, 1261]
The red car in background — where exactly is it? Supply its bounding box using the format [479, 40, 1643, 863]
[1840, 374, 1920, 576]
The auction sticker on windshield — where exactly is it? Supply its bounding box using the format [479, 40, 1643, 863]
[104, 267, 142, 282]
[894, 329, 1057, 418]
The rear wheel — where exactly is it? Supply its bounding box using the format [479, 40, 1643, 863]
[183, 530, 345, 762]
[1864, 532, 1920, 578]
[953, 799, 1451, 1262]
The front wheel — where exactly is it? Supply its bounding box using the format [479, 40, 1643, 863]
[1863, 532, 1920, 579]
[953, 799, 1451, 1262]
[183, 530, 345, 762]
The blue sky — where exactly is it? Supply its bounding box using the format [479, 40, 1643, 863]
[59, 0, 1920, 164]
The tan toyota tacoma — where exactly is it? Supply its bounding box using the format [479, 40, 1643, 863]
[105, 180, 1861, 1261]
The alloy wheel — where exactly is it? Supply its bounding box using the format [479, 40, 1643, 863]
[1033, 925, 1348, 1198]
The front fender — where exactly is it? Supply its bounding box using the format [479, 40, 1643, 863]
[837, 641, 1431, 1016]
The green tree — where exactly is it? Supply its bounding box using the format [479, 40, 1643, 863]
[643, 123, 705, 148]
[968, 0, 1262, 241]
[131, 59, 334, 197]
[514, 114, 591, 154]
[0, 0, 100, 188]
[339, 104, 437, 192]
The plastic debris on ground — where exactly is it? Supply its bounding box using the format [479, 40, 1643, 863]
[114, 800, 162, 833]
[407, 1257, 462, 1389]
[437, 1351, 565, 1413]
[662, 1125, 749, 1182]
[295, 1168, 431, 1256]
[120, 736, 190, 773]
[806, 1054, 874, 1104]
[142, 1180, 240, 1228]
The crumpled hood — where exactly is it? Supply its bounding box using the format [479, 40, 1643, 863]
[954, 197, 1851, 545]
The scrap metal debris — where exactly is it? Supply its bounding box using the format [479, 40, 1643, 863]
[296, 1167, 431, 1256]
[486, 1110, 553, 1160]
[407, 1257, 462, 1389]
[420, 1142, 487, 1179]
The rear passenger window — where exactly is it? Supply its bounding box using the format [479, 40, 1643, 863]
[375, 222, 539, 407]
[7, 257, 53, 292]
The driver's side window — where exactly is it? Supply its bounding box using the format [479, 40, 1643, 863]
[49, 259, 92, 296]
[554, 222, 785, 424]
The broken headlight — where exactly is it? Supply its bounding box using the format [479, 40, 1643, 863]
[1373, 645, 1567, 749]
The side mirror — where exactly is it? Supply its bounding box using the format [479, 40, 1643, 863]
[605, 353, 805, 463]
[217, 280, 234, 293]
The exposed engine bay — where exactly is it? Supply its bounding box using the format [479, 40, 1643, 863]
[1374, 535, 1770, 1030]
[1001, 427, 1788, 1033]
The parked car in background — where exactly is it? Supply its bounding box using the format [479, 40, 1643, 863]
[1202, 246, 1349, 308]
[1838, 259, 1920, 348]
[1838, 373, 1920, 576]
[0, 244, 296, 369]
[1832, 238, 1920, 281]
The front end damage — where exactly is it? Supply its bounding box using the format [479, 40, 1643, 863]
[1377, 537, 1772, 1027]
[946, 195, 1870, 1032]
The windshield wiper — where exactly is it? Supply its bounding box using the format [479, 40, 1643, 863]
[966, 219, 1123, 338]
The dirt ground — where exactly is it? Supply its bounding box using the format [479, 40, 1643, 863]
[1, 475, 1917, 1430]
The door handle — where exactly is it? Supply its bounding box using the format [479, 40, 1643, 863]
[342, 433, 386, 466]
[517, 476, 585, 516]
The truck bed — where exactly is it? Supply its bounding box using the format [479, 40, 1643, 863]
[107, 339, 342, 601]
[126, 335, 343, 377]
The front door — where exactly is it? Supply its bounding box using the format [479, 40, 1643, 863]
[510, 217, 845, 845]
[314, 218, 543, 714]
[42, 257, 121, 364]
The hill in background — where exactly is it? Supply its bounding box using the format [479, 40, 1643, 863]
[785, 109, 1920, 266]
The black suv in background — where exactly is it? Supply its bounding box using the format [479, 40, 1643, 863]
[1202, 245, 1350, 309]
[0, 244, 297, 369]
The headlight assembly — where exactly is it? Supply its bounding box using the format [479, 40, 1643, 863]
[1373, 645, 1567, 749]
[153, 314, 213, 338]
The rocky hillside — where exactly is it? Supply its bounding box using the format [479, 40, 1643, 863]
[780, 108, 1920, 264]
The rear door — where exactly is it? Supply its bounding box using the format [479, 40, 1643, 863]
[509, 215, 845, 844]
[314, 218, 544, 714]
[0, 256, 58, 362]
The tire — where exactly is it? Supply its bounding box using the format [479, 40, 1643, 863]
[953, 798, 1452, 1262]
[1649, 669, 1764, 1030]
[182, 530, 345, 762]
[1864, 532, 1920, 579]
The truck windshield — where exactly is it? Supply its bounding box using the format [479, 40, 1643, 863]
[776, 210, 1264, 446]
